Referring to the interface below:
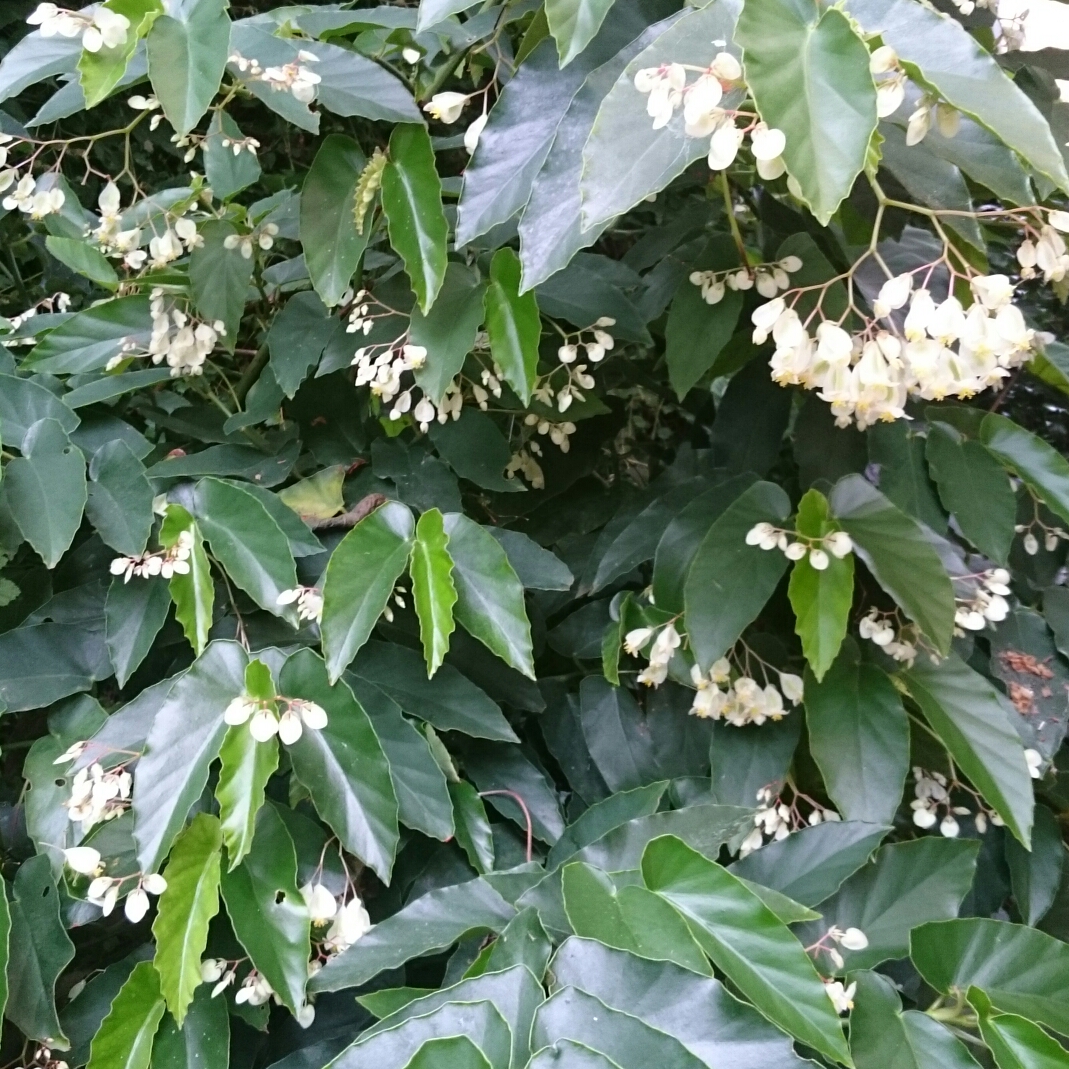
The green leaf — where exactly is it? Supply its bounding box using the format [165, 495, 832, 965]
[578, 676, 667, 793]
[789, 489, 854, 680]
[1007, 804, 1065, 927]
[735, 0, 875, 223]
[484, 248, 541, 407]
[215, 725, 278, 871]
[301, 133, 369, 307]
[910, 918, 1069, 1036]
[846, 0, 1069, 193]
[309, 878, 515, 993]
[146, 0, 230, 135]
[219, 803, 310, 1016]
[132, 641, 247, 872]
[6, 418, 87, 568]
[830, 474, 955, 656]
[850, 970, 981, 1069]
[281, 649, 400, 883]
[86, 962, 166, 1069]
[804, 654, 909, 826]
[640, 836, 851, 1064]
[151, 814, 223, 1026]
[105, 575, 171, 688]
[191, 477, 298, 617]
[0, 29, 81, 105]
[547, 0, 618, 66]
[188, 219, 253, 344]
[86, 439, 154, 557]
[795, 838, 978, 972]
[151, 987, 229, 1069]
[430, 410, 521, 494]
[902, 653, 1033, 846]
[417, 0, 481, 30]
[45, 236, 118, 285]
[63, 368, 172, 410]
[479, 907, 553, 979]
[665, 257, 743, 399]
[78, 0, 163, 109]
[926, 422, 1016, 565]
[6, 854, 75, 1045]
[381, 124, 448, 314]
[730, 820, 890, 907]
[970, 989, 1069, 1069]
[490, 530, 574, 592]
[0, 373, 79, 450]
[321, 502, 414, 682]
[562, 861, 712, 975]
[161, 506, 214, 657]
[411, 265, 487, 404]
[26, 295, 151, 374]
[266, 290, 338, 398]
[684, 480, 792, 671]
[402, 1038, 491, 1069]
[411, 508, 457, 676]
[551, 936, 810, 1069]
[202, 111, 260, 200]
[442, 513, 535, 679]
[981, 412, 1069, 530]
[870, 420, 946, 530]
[449, 780, 495, 875]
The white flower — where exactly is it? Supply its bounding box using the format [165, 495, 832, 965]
[906, 103, 931, 146]
[823, 531, 853, 558]
[301, 882, 338, 925]
[873, 273, 912, 318]
[200, 958, 227, 983]
[825, 980, 856, 1015]
[64, 846, 102, 875]
[809, 548, 830, 571]
[750, 123, 786, 161]
[224, 695, 259, 726]
[779, 673, 804, 704]
[236, 971, 273, 1006]
[869, 45, 898, 74]
[970, 274, 1014, 311]
[876, 76, 906, 119]
[624, 627, 654, 655]
[1024, 748, 1043, 779]
[649, 623, 681, 665]
[839, 927, 868, 951]
[325, 896, 372, 952]
[751, 297, 786, 344]
[683, 74, 724, 138]
[423, 91, 467, 124]
[746, 521, 775, 546]
[83, 7, 130, 52]
[935, 103, 960, 139]
[707, 121, 744, 171]
[124, 887, 150, 923]
[143, 872, 167, 895]
[464, 113, 488, 154]
[249, 707, 280, 742]
[710, 51, 742, 82]
[939, 814, 960, 838]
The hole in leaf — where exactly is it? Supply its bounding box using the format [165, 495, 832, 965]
[274, 890, 285, 904]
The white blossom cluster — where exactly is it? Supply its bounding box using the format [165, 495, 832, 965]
[92, 180, 149, 269]
[808, 925, 870, 971]
[110, 529, 193, 582]
[540, 317, 614, 415]
[1, 173, 65, 219]
[625, 620, 681, 687]
[224, 693, 328, 745]
[277, 585, 324, 624]
[380, 583, 408, 624]
[910, 767, 1004, 836]
[145, 291, 224, 377]
[300, 882, 373, 953]
[1017, 215, 1069, 281]
[224, 223, 278, 259]
[88, 871, 166, 923]
[687, 659, 804, 726]
[740, 784, 841, 856]
[523, 413, 578, 453]
[422, 92, 489, 153]
[867, 46, 964, 145]
[65, 762, 131, 831]
[1017, 518, 1069, 555]
[632, 54, 788, 178]
[229, 51, 322, 104]
[953, 569, 1011, 632]
[858, 609, 918, 666]
[754, 268, 1036, 429]
[505, 449, 545, 490]
[27, 3, 129, 52]
[745, 522, 853, 571]
[205, 963, 316, 1026]
[825, 980, 857, 1015]
[690, 255, 803, 304]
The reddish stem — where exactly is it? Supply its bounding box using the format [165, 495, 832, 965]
[479, 789, 533, 863]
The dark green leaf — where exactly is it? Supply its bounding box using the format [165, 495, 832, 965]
[868, 420, 945, 534]
[981, 412, 1069, 530]
[27, 295, 152, 374]
[429, 411, 520, 494]
[401, 1038, 491, 1069]
[86, 440, 154, 557]
[710, 357, 792, 477]
[971, 989, 1069, 1069]
[151, 987, 229, 1069]
[105, 575, 171, 687]
[203, 111, 261, 201]
[1007, 804, 1064, 927]
[547, 0, 618, 66]
[188, 219, 253, 344]
[267, 290, 338, 399]
[0, 373, 79, 450]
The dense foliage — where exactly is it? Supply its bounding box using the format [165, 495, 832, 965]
[0, 0, 1069, 1067]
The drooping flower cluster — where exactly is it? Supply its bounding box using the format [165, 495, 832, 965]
[625, 621, 681, 687]
[27, 3, 129, 52]
[806, 925, 870, 972]
[88, 871, 166, 923]
[690, 255, 802, 304]
[144, 291, 224, 377]
[110, 529, 194, 583]
[229, 50, 322, 104]
[224, 223, 278, 259]
[687, 659, 804, 726]
[910, 766, 1006, 835]
[91, 181, 150, 269]
[65, 762, 131, 831]
[953, 569, 1011, 632]
[224, 692, 328, 745]
[858, 609, 918, 666]
[542, 317, 615, 414]
[740, 784, 841, 856]
[1, 174, 65, 219]
[277, 586, 324, 624]
[746, 521, 853, 571]
[301, 882, 373, 954]
[1016, 513, 1069, 555]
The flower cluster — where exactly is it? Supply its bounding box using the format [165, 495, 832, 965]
[754, 268, 1036, 428]
[690, 255, 802, 304]
[224, 693, 328, 745]
[352, 340, 427, 406]
[523, 414, 578, 454]
[421, 92, 489, 154]
[806, 925, 870, 972]
[88, 871, 166, 923]
[91, 181, 151, 269]
[687, 659, 804, 726]
[110, 530, 193, 583]
[146, 292, 224, 377]
[65, 762, 131, 832]
[505, 449, 546, 490]
[825, 980, 857, 1015]
[625, 621, 681, 687]
[277, 586, 324, 624]
[301, 882, 373, 954]
[529, 317, 613, 416]
[1017, 517, 1069, 555]
[28, 3, 129, 52]
[740, 784, 841, 856]
[224, 223, 278, 259]
[380, 583, 408, 624]
[746, 521, 853, 571]
[953, 569, 1011, 632]
[230, 51, 321, 104]
[858, 609, 918, 666]
[1018, 218, 1069, 282]
[910, 767, 1005, 835]
[1, 174, 65, 219]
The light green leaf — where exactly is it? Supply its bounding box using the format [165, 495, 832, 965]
[402, 1038, 491, 1069]
[151, 814, 222, 1026]
[382, 124, 448, 314]
[547, 0, 618, 66]
[981, 412, 1069, 530]
[277, 466, 345, 523]
[449, 780, 495, 875]
[640, 835, 851, 1064]
[160, 505, 214, 657]
[282, 649, 400, 883]
[804, 654, 909, 826]
[86, 439, 154, 557]
[146, 0, 231, 135]
[442, 513, 535, 679]
[78, 0, 163, 109]
[321, 502, 414, 682]
[301, 133, 369, 307]
[411, 508, 457, 676]
[188, 219, 253, 344]
[484, 248, 541, 407]
[191, 477, 298, 617]
[926, 422, 1016, 565]
[911, 918, 1069, 1036]
[45, 236, 118, 285]
[6, 854, 75, 1046]
[788, 488, 853, 680]
[86, 962, 166, 1069]
[416, 0, 481, 31]
[218, 803, 310, 1016]
[6, 418, 87, 569]
[132, 641, 247, 872]
[902, 653, 1033, 846]
[684, 480, 791, 671]
[215, 725, 278, 871]
[830, 474, 955, 656]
